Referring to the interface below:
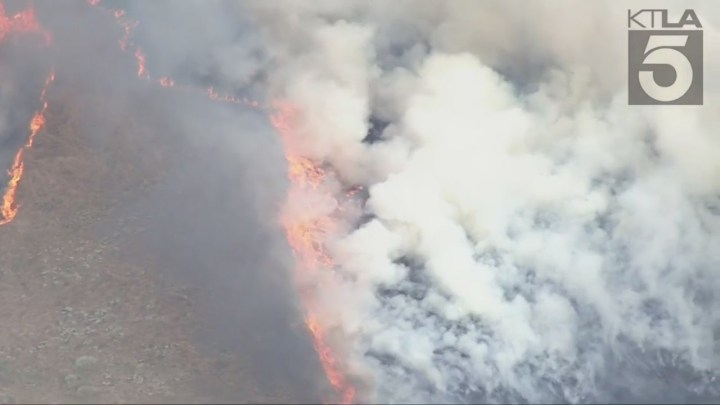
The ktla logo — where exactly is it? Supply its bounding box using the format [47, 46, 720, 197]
[628, 9, 703, 105]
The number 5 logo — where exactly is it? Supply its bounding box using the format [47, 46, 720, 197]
[638, 35, 692, 102]
[628, 30, 703, 105]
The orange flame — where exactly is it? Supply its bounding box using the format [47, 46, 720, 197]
[0, 1, 54, 226]
[25, 72, 53, 148]
[0, 149, 25, 226]
[0, 70, 54, 225]
[270, 100, 356, 404]
[88, 1, 265, 109]
[135, 47, 148, 78]
[306, 314, 357, 405]
[0, 1, 51, 45]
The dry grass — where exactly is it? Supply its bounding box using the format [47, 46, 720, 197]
[0, 85, 292, 403]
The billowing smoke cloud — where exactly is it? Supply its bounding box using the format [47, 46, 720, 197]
[239, 0, 720, 403]
[2, 0, 718, 403]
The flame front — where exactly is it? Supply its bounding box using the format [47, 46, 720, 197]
[0, 1, 54, 226]
[270, 101, 356, 404]
[1, 2, 356, 401]
[89, 0, 263, 109]
[0, 70, 54, 226]
[1, 150, 24, 225]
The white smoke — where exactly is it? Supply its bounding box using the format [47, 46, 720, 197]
[241, 0, 720, 402]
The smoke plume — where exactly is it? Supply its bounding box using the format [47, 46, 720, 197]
[247, 0, 720, 403]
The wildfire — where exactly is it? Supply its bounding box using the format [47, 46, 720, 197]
[0, 1, 54, 226]
[85, 0, 354, 400]
[306, 314, 357, 405]
[26, 72, 54, 148]
[135, 47, 148, 78]
[88, 0, 265, 110]
[0, 1, 357, 401]
[270, 101, 356, 404]
[1, 150, 24, 225]
[0, 69, 54, 226]
[0, 1, 51, 45]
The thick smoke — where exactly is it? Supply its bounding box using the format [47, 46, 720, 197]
[242, 0, 720, 403]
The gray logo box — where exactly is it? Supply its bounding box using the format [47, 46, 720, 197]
[628, 30, 703, 105]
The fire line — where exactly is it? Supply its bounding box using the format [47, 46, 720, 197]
[89, 2, 356, 400]
[270, 101, 357, 404]
[87, 0, 263, 109]
[0, 1, 54, 226]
